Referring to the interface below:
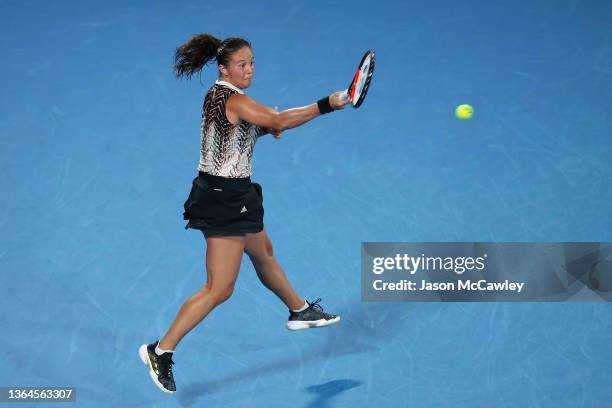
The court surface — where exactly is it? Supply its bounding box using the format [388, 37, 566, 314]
[2, 0, 612, 407]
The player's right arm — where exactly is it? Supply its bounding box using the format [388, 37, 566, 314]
[227, 92, 349, 132]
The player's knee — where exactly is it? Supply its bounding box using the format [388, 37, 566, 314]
[211, 283, 235, 304]
[264, 238, 274, 257]
[247, 239, 274, 266]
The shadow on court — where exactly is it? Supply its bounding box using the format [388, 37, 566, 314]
[177, 302, 394, 407]
[305, 379, 363, 408]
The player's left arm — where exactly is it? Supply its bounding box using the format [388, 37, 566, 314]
[255, 93, 349, 139]
[228, 92, 349, 135]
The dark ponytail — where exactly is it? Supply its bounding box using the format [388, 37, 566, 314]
[174, 34, 221, 79]
[174, 34, 252, 80]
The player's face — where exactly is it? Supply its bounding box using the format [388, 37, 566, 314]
[221, 47, 255, 89]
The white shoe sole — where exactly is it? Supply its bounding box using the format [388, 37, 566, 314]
[286, 316, 341, 330]
[138, 344, 175, 394]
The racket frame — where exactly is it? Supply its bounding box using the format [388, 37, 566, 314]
[346, 50, 376, 108]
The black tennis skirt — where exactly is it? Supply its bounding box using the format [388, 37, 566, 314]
[183, 172, 264, 237]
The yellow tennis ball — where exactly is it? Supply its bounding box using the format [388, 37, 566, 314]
[455, 104, 474, 120]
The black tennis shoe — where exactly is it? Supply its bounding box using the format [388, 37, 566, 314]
[286, 298, 340, 330]
[138, 341, 176, 393]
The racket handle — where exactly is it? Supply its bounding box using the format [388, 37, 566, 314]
[340, 89, 349, 101]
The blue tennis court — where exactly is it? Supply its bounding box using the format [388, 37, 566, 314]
[2, 0, 612, 406]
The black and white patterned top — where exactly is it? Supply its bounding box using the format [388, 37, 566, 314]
[198, 80, 265, 178]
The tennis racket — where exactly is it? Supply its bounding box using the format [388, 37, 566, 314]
[341, 50, 376, 108]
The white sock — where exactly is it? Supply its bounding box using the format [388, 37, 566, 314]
[155, 344, 174, 356]
[291, 301, 309, 313]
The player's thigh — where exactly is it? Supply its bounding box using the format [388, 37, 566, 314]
[244, 229, 274, 263]
[205, 235, 246, 287]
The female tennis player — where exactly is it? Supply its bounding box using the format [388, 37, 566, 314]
[138, 34, 349, 394]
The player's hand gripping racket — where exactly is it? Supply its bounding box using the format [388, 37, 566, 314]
[341, 50, 376, 108]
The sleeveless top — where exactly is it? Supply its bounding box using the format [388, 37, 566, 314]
[198, 80, 266, 178]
